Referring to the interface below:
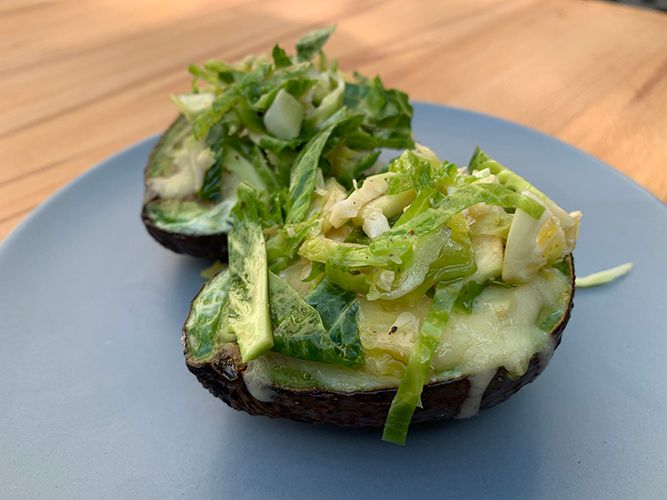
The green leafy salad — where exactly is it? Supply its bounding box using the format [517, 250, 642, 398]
[143, 26, 413, 238]
[184, 143, 582, 445]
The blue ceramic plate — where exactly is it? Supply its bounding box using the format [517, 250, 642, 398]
[2, 103, 666, 499]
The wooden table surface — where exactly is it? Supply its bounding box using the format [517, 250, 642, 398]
[2, 0, 666, 241]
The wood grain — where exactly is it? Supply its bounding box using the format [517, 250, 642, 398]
[1, 0, 666, 240]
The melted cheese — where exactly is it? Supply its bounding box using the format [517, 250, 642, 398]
[258, 265, 569, 392]
[356, 267, 567, 384]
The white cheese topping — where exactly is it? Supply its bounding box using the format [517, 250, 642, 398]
[456, 369, 496, 419]
[243, 357, 276, 403]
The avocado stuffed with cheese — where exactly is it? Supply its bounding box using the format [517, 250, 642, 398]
[184, 145, 580, 445]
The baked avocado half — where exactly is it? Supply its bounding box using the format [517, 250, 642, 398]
[143, 115, 232, 257]
[183, 146, 581, 444]
[142, 26, 413, 259]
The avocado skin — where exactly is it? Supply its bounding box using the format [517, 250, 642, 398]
[141, 204, 229, 259]
[184, 255, 574, 427]
[141, 116, 229, 259]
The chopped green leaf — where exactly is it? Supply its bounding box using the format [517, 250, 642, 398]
[553, 259, 571, 276]
[575, 262, 633, 288]
[192, 89, 240, 140]
[455, 281, 489, 313]
[269, 273, 363, 366]
[324, 263, 370, 293]
[344, 75, 414, 151]
[170, 93, 215, 121]
[394, 214, 476, 303]
[382, 279, 464, 445]
[372, 182, 545, 245]
[387, 146, 455, 195]
[296, 25, 336, 62]
[265, 218, 318, 273]
[299, 235, 391, 268]
[227, 185, 273, 362]
[263, 89, 304, 140]
[537, 304, 565, 332]
[306, 279, 363, 363]
[198, 160, 223, 202]
[468, 147, 547, 200]
[185, 270, 234, 361]
[222, 145, 267, 190]
[200, 260, 226, 280]
[394, 186, 444, 226]
[367, 227, 449, 301]
[286, 124, 337, 224]
[303, 81, 345, 130]
[272, 44, 292, 67]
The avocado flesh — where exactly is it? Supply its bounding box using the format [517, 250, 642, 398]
[184, 256, 574, 426]
[146, 115, 191, 178]
[142, 115, 236, 258]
